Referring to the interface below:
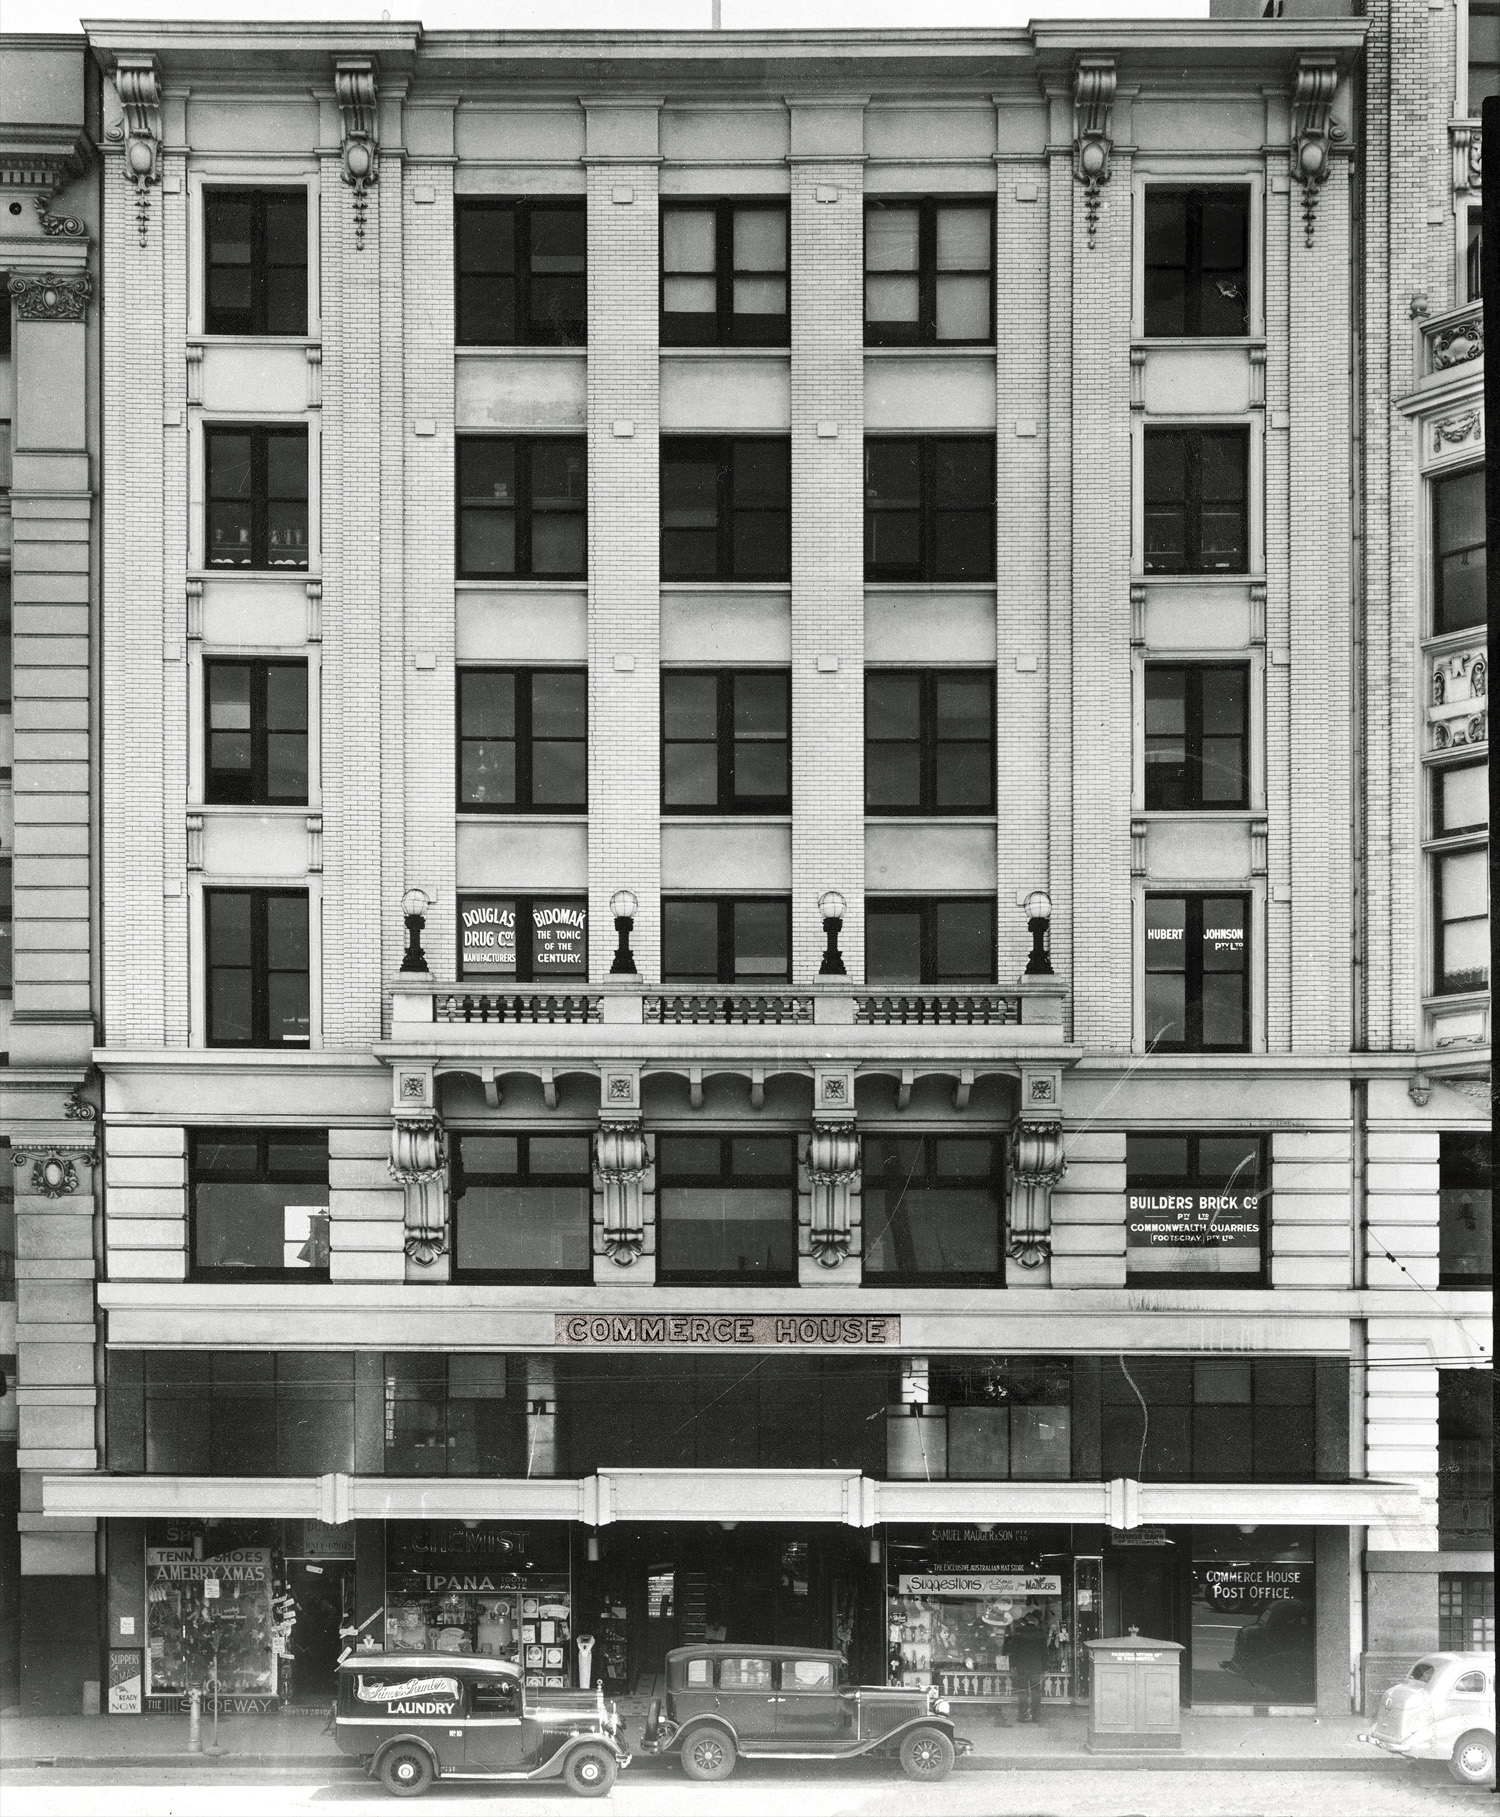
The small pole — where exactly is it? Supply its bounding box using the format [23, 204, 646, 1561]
[712, 0, 722, 25]
[211, 1649, 220, 1755]
[187, 1687, 202, 1753]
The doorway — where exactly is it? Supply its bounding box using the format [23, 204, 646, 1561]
[281, 1559, 351, 1707]
[1102, 1544, 1191, 1702]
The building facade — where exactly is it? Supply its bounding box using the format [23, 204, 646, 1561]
[4, 13, 1489, 1718]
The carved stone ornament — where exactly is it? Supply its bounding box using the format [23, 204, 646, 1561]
[1072, 57, 1116, 249]
[389, 1116, 448, 1264]
[1434, 411, 1482, 453]
[7, 272, 91, 323]
[13, 1150, 86, 1197]
[1007, 1119, 1067, 1269]
[1429, 648, 1488, 751]
[1432, 314, 1484, 371]
[802, 1119, 861, 1268]
[593, 1120, 652, 1266]
[35, 196, 86, 239]
[334, 57, 378, 249]
[113, 54, 162, 245]
[1291, 58, 1338, 247]
[1453, 121, 1483, 196]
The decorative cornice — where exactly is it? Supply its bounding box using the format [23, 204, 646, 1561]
[1072, 55, 1115, 249]
[6, 271, 92, 323]
[1291, 57, 1338, 247]
[0, 124, 92, 200]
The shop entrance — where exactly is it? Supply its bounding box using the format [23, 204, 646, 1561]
[281, 1559, 351, 1707]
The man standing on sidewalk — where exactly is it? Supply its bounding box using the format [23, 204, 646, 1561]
[1007, 1607, 1049, 1726]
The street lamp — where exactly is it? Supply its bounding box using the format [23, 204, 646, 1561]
[609, 889, 639, 976]
[817, 889, 847, 977]
[1022, 889, 1053, 977]
[399, 888, 431, 975]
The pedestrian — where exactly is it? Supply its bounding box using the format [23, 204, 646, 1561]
[1007, 1607, 1049, 1725]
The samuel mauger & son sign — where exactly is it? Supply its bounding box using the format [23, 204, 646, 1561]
[554, 1314, 900, 1346]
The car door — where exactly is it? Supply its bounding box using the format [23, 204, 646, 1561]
[774, 1657, 853, 1746]
[463, 1674, 528, 1771]
[1442, 1668, 1492, 1753]
[715, 1654, 778, 1743]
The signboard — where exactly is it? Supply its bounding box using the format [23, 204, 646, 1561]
[1193, 1562, 1312, 1609]
[1110, 1526, 1173, 1548]
[460, 898, 517, 975]
[353, 1672, 462, 1717]
[460, 898, 587, 979]
[108, 1650, 142, 1714]
[530, 902, 587, 973]
[1126, 1189, 1264, 1276]
[555, 1313, 900, 1346]
[897, 1575, 1063, 1598]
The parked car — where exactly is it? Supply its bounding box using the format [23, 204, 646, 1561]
[639, 1644, 972, 1782]
[332, 1652, 630, 1797]
[1362, 1652, 1495, 1785]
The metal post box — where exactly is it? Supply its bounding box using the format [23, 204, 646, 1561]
[1083, 1633, 1183, 1751]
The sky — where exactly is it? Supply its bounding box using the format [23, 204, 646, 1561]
[1, 0, 1208, 37]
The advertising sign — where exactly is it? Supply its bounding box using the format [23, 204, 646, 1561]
[460, 898, 517, 976]
[1126, 1189, 1264, 1275]
[555, 1313, 900, 1346]
[459, 898, 587, 978]
[529, 902, 586, 973]
[108, 1650, 143, 1714]
[354, 1672, 462, 1716]
[897, 1575, 1063, 1597]
[1193, 1562, 1312, 1609]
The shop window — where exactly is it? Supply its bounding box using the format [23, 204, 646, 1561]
[865, 897, 996, 987]
[865, 670, 995, 814]
[451, 1133, 593, 1282]
[205, 888, 310, 1048]
[1143, 187, 1250, 339]
[1433, 468, 1486, 634]
[457, 668, 587, 811]
[1471, 0, 1500, 112]
[661, 896, 791, 985]
[205, 425, 309, 570]
[864, 438, 995, 582]
[655, 1133, 797, 1284]
[1190, 1529, 1315, 1706]
[862, 1134, 1003, 1285]
[1143, 426, 1249, 574]
[660, 438, 791, 582]
[144, 1528, 279, 1704]
[457, 895, 588, 983]
[456, 198, 586, 347]
[1435, 846, 1490, 995]
[384, 1353, 524, 1475]
[661, 201, 788, 346]
[204, 188, 308, 337]
[864, 198, 994, 346]
[1144, 893, 1250, 1052]
[662, 669, 791, 813]
[1440, 1576, 1496, 1652]
[457, 437, 587, 580]
[1440, 1132, 1493, 1287]
[276, 1352, 357, 1476]
[189, 1128, 328, 1281]
[1125, 1132, 1267, 1286]
[1143, 665, 1249, 810]
[1439, 1368, 1494, 1543]
[204, 659, 308, 805]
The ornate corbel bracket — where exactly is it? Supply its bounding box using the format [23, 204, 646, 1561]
[333, 57, 378, 249]
[1007, 1118, 1067, 1269]
[1073, 57, 1116, 249]
[593, 1119, 652, 1266]
[389, 1115, 448, 1264]
[1291, 58, 1338, 248]
[1452, 121, 1482, 198]
[803, 1117, 861, 1268]
[13, 1148, 94, 1197]
[113, 55, 162, 245]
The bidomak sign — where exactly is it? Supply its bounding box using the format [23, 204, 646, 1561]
[554, 1313, 900, 1346]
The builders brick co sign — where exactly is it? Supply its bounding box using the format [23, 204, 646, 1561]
[555, 1313, 900, 1346]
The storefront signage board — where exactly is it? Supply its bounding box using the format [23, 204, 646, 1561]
[108, 1650, 143, 1714]
[555, 1313, 899, 1345]
[460, 898, 517, 974]
[1194, 1562, 1311, 1606]
[1126, 1192, 1262, 1251]
[898, 1574, 1063, 1597]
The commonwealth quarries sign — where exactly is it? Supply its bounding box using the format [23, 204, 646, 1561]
[554, 1313, 900, 1346]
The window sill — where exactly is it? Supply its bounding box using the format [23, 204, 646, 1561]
[659, 345, 789, 359]
[659, 581, 792, 593]
[455, 809, 587, 821]
[454, 578, 588, 591]
[188, 334, 319, 350]
[194, 801, 311, 816]
[192, 567, 315, 582]
[662, 812, 792, 824]
[1136, 808, 1260, 821]
[1135, 572, 1263, 588]
[862, 344, 997, 357]
[455, 344, 587, 357]
[1422, 621, 1491, 654]
[1130, 337, 1265, 352]
[864, 814, 997, 825]
[864, 580, 998, 593]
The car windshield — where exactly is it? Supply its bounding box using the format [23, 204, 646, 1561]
[1409, 1662, 1436, 1683]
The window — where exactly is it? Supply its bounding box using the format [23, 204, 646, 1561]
[1468, 207, 1483, 302]
[189, 1129, 328, 1280]
[0, 568, 12, 710]
[685, 1658, 712, 1687]
[205, 889, 310, 1048]
[204, 188, 308, 337]
[661, 897, 791, 984]
[451, 1133, 593, 1281]
[865, 670, 994, 814]
[718, 1656, 774, 1689]
[660, 438, 790, 582]
[661, 201, 787, 346]
[1143, 666, 1249, 810]
[864, 898, 995, 987]
[662, 670, 790, 813]
[1143, 188, 1250, 339]
[1471, 0, 1500, 112]
[656, 1134, 797, 1284]
[862, 1134, 1003, 1283]
[457, 438, 587, 580]
[933, 1359, 1073, 1479]
[457, 668, 586, 811]
[864, 199, 994, 346]
[864, 438, 995, 582]
[204, 660, 308, 805]
[456, 198, 586, 346]
[1440, 1132, 1493, 1287]
[1144, 893, 1250, 1052]
[1101, 1361, 1315, 1482]
[1126, 1133, 1267, 1287]
[205, 426, 309, 570]
[0, 856, 11, 995]
[785, 1659, 835, 1690]
[1143, 427, 1249, 575]
[1434, 761, 1489, 838]
[1435, 848, 1489, 994]
[385, 1354, 523, 1477]
[1439, 1368, 1494, 1544]
[1433, 468, 1486, 633]
[1440, 1576, 1496, 1653]
[458, 896, 588, 981]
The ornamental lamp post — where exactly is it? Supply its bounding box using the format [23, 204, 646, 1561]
[817, 889, 847, 977]
[399, 888, 431, 974]
[609, 889, 639, 976]
[1022, 889, 1053, 977]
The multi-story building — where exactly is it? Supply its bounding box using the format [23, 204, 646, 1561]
[9, 11, 1489, 1719]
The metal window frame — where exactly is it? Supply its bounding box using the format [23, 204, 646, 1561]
[1124, 1130, 1270, 1291]
[450, 1130, 595, 1286]
[1142, 662, 1251, 812]
[863, 195, 996, 348]
[659, 198, 790, 348]
[187, 1125, 330, 1284]
[455, 196, 588, 348]
[863, 436, 996, 583]
[455, 435, 588, 581]
[1432, 464, 1488, 634]
[203, 656, 310, 806]
[864, 667, 996, 816]
[1142, 891, 1252, 1053]
[660, 893, 793, 985]
[660, 667, 792, 814]
[204, 886, 310, 1049]
[454, 891, 590, 983]
[654, 1129, 799, 1286]
[659, 435, 792, 582]
[1141, 184, 1251, 340]
[456, 666, 588, 813]
[205, 423, 310, 572]
[860, 1130, 1005, 1287]
[1141, 424, 1250, 575]
[203, 185, 310, 338]
[863, 895, 998, 988]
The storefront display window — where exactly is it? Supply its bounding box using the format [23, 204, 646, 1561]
[144, 1541, 279, 1709]
[1189, 1529, 1314, 1706]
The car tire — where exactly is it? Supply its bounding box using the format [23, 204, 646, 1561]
[563, 1742, 618, 1798]
[643, 1697, 663, 1746]
[679, 1725, 737, 1781]
[378, 1743, 435, 1798]
[1450, 1730, 1497, 1785]
[900, 1726, 956, 1782]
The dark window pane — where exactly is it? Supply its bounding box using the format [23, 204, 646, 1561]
[662, 900, 720, 981]
[1435, 469, 1487, 632]
[865, 907, 922, 986]
[1440, 1132, 1493, 1283]
[733, 900, 789, 981]
[932, 899, 994, 983]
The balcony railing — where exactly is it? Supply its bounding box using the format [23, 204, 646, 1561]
[856, 991, 1020, 1026]
[645, 993, 814, 1025]
[436, 992, 602, 1025]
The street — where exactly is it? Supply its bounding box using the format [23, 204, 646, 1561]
[0, 1761, 1488, 1817]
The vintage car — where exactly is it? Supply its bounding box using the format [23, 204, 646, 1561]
[332, 1651, 630, 1797]
[1362, 1652, 1496, 1785]
[640, 1643, 972, 1781]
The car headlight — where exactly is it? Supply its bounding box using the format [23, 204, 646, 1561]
[934, 1698, 951, 1715]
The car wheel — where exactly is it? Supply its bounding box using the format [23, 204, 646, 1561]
[643, 1697, 663, 1746]
[680, 1726, 737, 1781]
[563, 1743, 618, 1798]
[379, 1744, 434, 1797]
[1450, 1730, 1497, 1785]
[900, 1726, 956, 1782]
